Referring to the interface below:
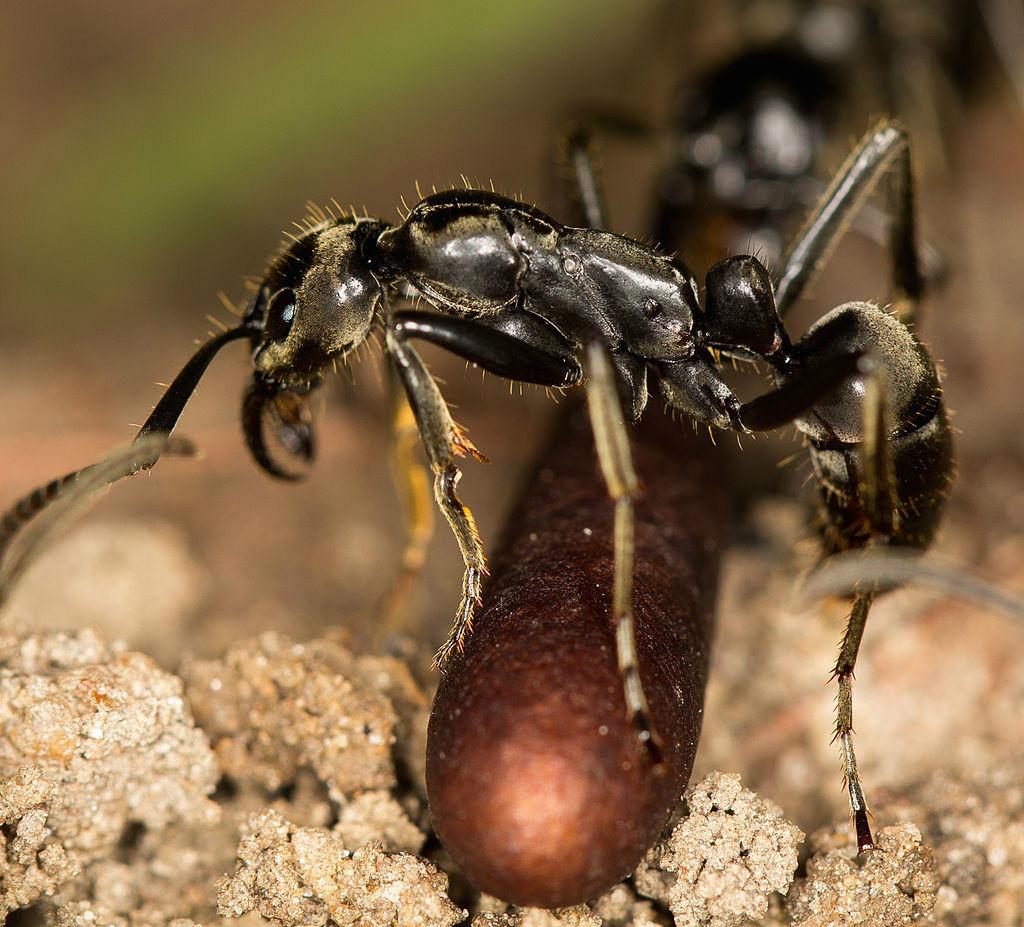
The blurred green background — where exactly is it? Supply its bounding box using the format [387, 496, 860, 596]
[0, 0, 666, 335]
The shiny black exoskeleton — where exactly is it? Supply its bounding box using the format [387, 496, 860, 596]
[562, 7, 969, 849]
[0, 122, 953, 855]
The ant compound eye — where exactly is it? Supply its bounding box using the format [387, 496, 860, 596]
[266, 288, 297, 343]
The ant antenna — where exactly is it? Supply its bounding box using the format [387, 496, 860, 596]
[797, 548, 1024, 622]
[0, 325, 248, 585]
[0, 434, 197, 606]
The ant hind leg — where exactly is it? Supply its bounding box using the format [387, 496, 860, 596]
[827, 361, 897, 854]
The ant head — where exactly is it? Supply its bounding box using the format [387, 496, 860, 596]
[238, 217, 387, 480]
[247, 218, 386, 387]
[702, 255, 787, 360]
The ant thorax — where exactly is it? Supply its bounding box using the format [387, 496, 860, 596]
[377, 190, 699, 365]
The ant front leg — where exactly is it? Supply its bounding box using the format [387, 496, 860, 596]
[775, 119, 924, 324]
[735, 310, 879, 433]
[584, 343, 663, 763]
[385, 318, 488, 668]
[385, 310, 581, 666]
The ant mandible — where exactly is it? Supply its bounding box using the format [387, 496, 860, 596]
[0, 119, 953, 853]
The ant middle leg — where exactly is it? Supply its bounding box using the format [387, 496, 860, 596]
[385, 310, 581, 666]
[774, 119, 924, 324]
[561, 147, 661, 758]
[375, 370, 436, 637]
[584, 342, 662, 762]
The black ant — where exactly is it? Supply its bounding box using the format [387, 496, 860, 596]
[650, 0, 974, 263]
[0, 119, 952, 854]
[566, 0, 980, 274]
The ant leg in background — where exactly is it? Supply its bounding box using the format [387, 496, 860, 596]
[796, 179, 948, 292]
[558, 124, 610, 231]
[775, 119, 924, 324]
[385, 310, 580, 666]
[376, 368, 435, 636]
[551, 111, 653, 227]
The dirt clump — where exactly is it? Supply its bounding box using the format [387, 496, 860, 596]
[217, 806, 463, 927]
[634, 772, 803, 927]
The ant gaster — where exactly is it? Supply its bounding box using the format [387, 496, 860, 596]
[0, 120, 953, 854]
